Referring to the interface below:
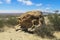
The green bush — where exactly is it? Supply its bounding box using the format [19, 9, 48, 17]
[6, 17, 18, 26]
[34, 26, 55, 38]
[0, 20, 4, 28]
[48, 13, 60, 31]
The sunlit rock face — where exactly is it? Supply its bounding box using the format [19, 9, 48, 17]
[17, 11, 45, 32]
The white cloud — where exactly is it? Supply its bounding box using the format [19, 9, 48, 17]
[23, 1, 33, 5]
[36, 3, 42, 6]
[36, 7, 51, 12]
[44, 7, 51, 12]
[17, 0, 43, 6]
[46, 7, 50, 10]
[0, 0, 3, 4]
[17, 0, 33, 6]
[6, 0, 11, 4]
[0, 1, 3, 4]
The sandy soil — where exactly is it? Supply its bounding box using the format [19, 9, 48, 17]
[0, 25, 60, 40]
[0, 28, 48, 40]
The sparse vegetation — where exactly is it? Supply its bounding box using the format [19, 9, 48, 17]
[0, 16, 18, 28]
[0, 20, 4, 28]
[34, 25, 55, 38]
[48, 13, 60, 31]
[6, 17, 18, 26]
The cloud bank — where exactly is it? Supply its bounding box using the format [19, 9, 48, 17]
[6, 0, 11, 4]
[17, 0, 33, 5]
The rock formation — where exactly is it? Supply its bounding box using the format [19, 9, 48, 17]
[16, 11, 45, 32]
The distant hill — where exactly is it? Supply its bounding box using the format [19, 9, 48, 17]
[0, 13, 23, 16]
[0, 13, 23, 18]
[0, 11, 59, 17]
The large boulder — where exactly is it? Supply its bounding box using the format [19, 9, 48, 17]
[16, 11, 45, 32]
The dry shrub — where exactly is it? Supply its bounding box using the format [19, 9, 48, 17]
[34, 25, 55, 38]
[0, 20, 4, 28]
[6, 17, 18, 26]
[48, 13, 60, 31]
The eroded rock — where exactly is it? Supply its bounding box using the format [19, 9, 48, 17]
[16, 11, 45, 32]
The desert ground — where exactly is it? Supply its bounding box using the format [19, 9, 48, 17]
[0, 25, 60, 40]
[0, 26, 49, 40]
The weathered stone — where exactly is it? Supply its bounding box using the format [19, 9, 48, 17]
[16, 11, 45, 32]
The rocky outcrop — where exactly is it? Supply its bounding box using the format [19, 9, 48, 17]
[17, 11, 45, 32]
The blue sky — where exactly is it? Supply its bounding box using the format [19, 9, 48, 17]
[0, 0, 60, 13]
